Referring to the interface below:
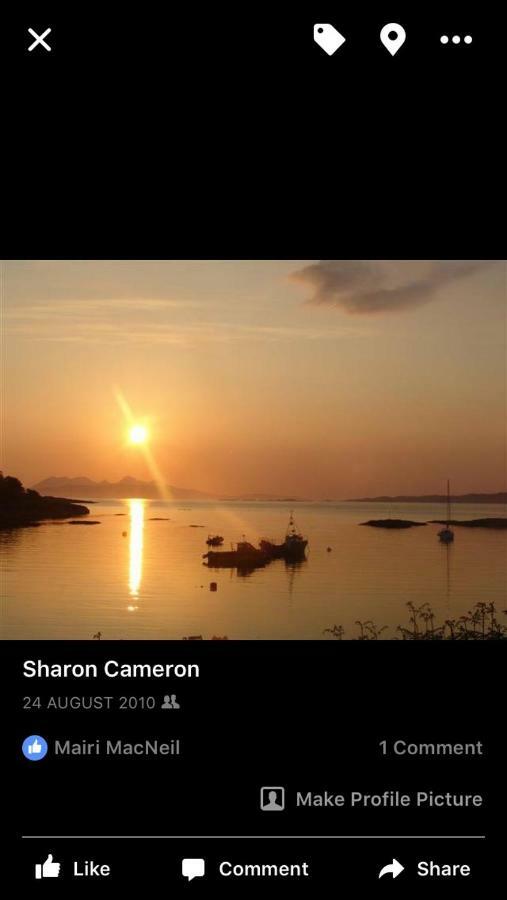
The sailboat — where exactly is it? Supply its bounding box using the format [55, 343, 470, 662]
[438, 480, 455, 543]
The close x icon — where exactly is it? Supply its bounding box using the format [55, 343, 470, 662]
[27, 27, 52, 52]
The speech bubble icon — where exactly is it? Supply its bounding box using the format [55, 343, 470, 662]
[182, 858, 205, 881]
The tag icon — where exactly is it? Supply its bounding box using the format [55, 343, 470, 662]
[314, 24, 346, 56]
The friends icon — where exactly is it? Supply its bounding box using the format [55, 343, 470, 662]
[161, 694, 180, 709]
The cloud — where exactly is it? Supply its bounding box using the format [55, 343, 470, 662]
[290, 260, 497, 314]
[6, 314, 363, 347]
[5, 298, 206, 318]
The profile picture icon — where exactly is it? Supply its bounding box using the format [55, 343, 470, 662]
[260, 786, 285, 811]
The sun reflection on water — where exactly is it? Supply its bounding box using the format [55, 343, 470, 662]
[128, 499, 145, 605]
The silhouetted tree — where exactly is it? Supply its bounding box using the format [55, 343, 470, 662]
[0, 474, 25, 499]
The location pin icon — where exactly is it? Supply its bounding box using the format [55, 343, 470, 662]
[380, 23, 406, 56]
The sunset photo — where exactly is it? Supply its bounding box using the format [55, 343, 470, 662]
[1, 259, 506, 639]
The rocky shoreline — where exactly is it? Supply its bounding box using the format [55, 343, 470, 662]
[362, 517, 507, 530]
[0, 474, 90, 528]
[428, 518, 507, 529]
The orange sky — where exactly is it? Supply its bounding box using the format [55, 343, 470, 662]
[2, 259, 506, 498]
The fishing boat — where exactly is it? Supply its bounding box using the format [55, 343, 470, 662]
[438, 480, 455, 543]
[203, 540, 269, 568]
[206, 534, 224, 546]
[260, 512, 308, 561]
[203, 514, 308, 570]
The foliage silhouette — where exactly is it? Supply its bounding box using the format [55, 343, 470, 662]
[0, 472, 89, 527]
[324, 601, 506, 640]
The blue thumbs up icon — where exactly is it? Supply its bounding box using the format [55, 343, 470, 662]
[22, 735, 48, 761]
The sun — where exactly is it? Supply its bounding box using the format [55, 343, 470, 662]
[129, 424, 148, 445]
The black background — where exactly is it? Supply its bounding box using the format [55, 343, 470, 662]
[3, 5, 504, 258]
[1, 3, 505, 895]
[4, 641, 502, 892]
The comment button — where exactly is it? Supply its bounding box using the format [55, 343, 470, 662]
[182, 858, 206, 881]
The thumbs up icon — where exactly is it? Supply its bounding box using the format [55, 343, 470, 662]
[35, 854, 61, 879]
[22, 734, 48, 761]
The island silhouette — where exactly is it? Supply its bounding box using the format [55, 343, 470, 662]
[348, 492, 507, 504]
[0, 473, 89, 527]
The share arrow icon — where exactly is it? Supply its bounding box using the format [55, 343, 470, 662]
[378, 858, 405, 879]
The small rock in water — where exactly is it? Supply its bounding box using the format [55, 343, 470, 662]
[68, 520, 101, 525]
[360, 519, 426, 529]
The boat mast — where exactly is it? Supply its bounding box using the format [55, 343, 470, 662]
[287, 510, 296, 536]
[446, 479, 451, 525]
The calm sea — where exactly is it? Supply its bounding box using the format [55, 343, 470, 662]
[1, 500, 506, 639]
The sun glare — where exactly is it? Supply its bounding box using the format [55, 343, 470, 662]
[129, 424, 148, 445]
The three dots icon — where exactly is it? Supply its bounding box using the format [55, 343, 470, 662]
[441, 35, 473, 45]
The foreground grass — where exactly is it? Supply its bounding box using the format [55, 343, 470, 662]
[324, 601, 507, 640]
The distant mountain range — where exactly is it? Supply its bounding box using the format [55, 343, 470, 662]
[28, 480, 507, 505]
[219, 493, 307, 502]
[347, 493, 507, 504]
[32, 476, 213, 500]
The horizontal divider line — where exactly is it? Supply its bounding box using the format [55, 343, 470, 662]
[22, 834, 487, 840]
